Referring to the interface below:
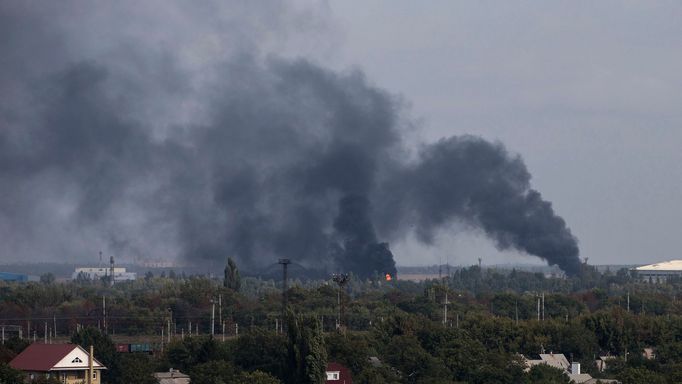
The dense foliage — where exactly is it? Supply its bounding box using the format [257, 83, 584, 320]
[1, 265, 682, 382]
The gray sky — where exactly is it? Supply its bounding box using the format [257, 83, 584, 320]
[322, 1, 682, 266]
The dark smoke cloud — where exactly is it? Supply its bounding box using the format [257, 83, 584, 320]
[0, 1, 579, 276]
[375, 137, 581, 275]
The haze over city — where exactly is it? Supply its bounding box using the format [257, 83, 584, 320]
[2, 1, 681, 271]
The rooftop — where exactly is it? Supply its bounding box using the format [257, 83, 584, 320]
[10, 344, 105, 372]
[633, 260, 682, 271]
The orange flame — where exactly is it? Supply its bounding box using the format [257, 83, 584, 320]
[385, 273, 392, 281]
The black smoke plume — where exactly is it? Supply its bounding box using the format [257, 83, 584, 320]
[0, 1, 580, 276]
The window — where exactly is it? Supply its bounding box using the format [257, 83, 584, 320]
[326, 371, 340, 380]
[72, 357, 83, 363]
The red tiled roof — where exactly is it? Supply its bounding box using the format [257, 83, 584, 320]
[10, 344, 79, 371]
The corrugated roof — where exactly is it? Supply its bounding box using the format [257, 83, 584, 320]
[10, 344, 78, 371]
[634, 260, 682, 271]
[10, 344, 105, 372]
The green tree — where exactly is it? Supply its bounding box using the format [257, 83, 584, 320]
[286, 311, 327, 384]
[224, 257, 241, 291]
[39, 273, 55, 284]
[383, 334, 450, 383]
[117, 354, 158, 384]
[0, 363, 24, 384]
[525, 364, 570, 384]
[236, 370, 281, 384]
[234, 330, 287, 377]
[325, 332, 371, 376]
[617, 367, 666, 384]
[2, 336, 29, 357]
[190, 360, 239, 384]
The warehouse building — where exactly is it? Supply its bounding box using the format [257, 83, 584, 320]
[0, 272, 29, 282]
[632, 260, 682, 283]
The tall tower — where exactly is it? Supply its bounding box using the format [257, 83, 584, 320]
[109, 256, 115, 287]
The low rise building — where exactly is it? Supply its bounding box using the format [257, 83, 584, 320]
[10, 343, 106, 383]
[326, 362, 352, 384]
[154, 368, 190, 384]
[72, 267, 137, 282]
[522, 353, 620, 384]
[0, 272, 33, 282]
[523, 352, 570, 372]
[632, 260, 682, 283]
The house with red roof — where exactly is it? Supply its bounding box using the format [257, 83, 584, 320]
[325, 362, 352, 384]
[9, 344, 106, 383]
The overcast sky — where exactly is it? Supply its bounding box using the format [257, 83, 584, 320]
[320, 1, 682, 266]
[1, 1, 681, 268]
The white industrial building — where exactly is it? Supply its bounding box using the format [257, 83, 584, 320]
[632, 260, 682, 283]
[72, 267, 137, 282]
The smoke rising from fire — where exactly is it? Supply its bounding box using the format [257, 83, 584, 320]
[0, 1, 580, 276]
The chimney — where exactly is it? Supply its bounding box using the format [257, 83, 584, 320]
[571, 362, 580, 375]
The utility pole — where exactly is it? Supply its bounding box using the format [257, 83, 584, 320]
[102, 296, 106, 335]
[278, 259, 291, 331]
[332, 273, 349, 330]
[515, 300, 519, 325]
[537, 296, 541, 321]
[211, 300, 215, 336]
[109, 256, 115, 287]
[443, 290, 449, 327]
[627, 292, 630, 312]
[53, 315, 57, 339]
[219, 294, 222, 330]
[542, 292, 545, 321]
[88, 345, 94, 384]
[337, 289, 341, 329]
[167, 308, 172, 343]
[44, 322, 47, 344]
